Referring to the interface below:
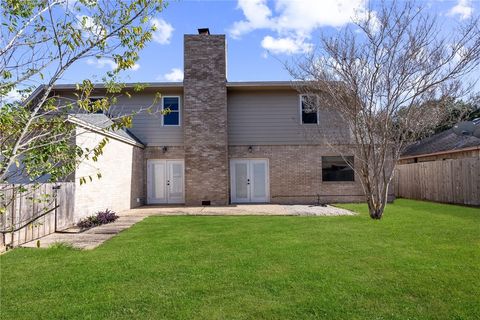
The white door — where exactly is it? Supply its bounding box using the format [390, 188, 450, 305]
[231, 160, 250, 203]
[147, 160, 167, 204]
[230, 159, 269, 203]
[147, 160, 184, 204]
[167, 160, 184, 204]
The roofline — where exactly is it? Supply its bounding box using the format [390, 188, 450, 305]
[67, 115, 145, 148]
[399, 145, 480, 160]
[226, 81, 296, 87]
[26, 80, 305, 102]
[51, 80, 301, 89]
[52, 82, 184, 90]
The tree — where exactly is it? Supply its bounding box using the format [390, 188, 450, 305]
[429, 95, 480, 135]
[0, 0, 166, 225]
[289, 1, 480, 219]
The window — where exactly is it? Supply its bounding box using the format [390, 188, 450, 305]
[300, 94, 319, 124]
[322, 156, 354, 182]
[162, 96, 180, 126]
[89, 97, 105, 114]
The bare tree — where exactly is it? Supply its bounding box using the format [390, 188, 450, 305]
[0, 0, 166, 227]
[289, 1, 480, 219]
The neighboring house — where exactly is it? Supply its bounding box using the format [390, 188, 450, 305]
[399, 128, 480, 164]
[29, 29, 376, 222]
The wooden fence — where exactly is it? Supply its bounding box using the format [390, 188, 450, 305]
[0, 182, 74, 251]
[394, 158, 480, 206]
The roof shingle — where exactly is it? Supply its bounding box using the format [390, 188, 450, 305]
[402, 128, 480, 157]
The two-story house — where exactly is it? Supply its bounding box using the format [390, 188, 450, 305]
[36, 29, 365, 221]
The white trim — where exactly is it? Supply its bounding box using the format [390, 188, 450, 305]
[299, 94, 320, 125]
[230, 158, 270, 203]
[161, 96, 181, 127]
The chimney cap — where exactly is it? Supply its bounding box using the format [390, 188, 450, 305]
[198, 28, 210, 35]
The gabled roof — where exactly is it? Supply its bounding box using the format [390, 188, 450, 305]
[68, 114, 144, 147]
[401, 128, 480, 158]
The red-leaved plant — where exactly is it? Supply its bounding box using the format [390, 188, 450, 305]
[77, 209, 118, 230]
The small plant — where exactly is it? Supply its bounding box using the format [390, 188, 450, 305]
[77, 209, 118, 230]
[77, 215, 99, 230]
[96, 209, 119, 225]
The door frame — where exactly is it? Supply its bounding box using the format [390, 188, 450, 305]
[230, 158, 270, 204]
[146, 159, 185, 204]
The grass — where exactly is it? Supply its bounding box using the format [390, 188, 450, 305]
[1, 199, 479, 319]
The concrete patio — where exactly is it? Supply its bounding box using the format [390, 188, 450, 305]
[21, 204, 355, 250]
[121, 203, 356, 217]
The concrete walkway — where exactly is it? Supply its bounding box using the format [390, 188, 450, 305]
[21, 204, 355, 250]
[21, 215, 146, 250]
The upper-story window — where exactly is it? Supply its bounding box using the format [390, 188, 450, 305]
[162, 96, 181, 126]
[300, 94, 319, 124]
[89, 97, 106, 114]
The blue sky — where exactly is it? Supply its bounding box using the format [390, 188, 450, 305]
[60, 0, 480, 84]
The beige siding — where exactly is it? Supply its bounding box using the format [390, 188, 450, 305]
[55, 89, 184, 146]
[227, 91, 351, 145]
[114, 92, 184, 146]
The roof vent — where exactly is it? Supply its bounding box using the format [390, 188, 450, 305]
[198, 28, 210, 35]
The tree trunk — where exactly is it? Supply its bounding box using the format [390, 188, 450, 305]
[366, 182, 389, 219]
[368, 207, 384, 219]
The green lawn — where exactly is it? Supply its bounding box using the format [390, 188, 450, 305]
[1, 199, 479, 320]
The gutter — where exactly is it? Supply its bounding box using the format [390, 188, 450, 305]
[67, 115, 145, 148]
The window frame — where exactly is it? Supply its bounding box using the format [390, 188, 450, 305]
[161, 96, 181, 127]
[321, 156, 355, 182]
[299, 94, 320, 125]
[89, 96, 106, 114]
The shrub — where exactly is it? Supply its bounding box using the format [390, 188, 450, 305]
[96, 209, 119, 225]
[77, 209, 119, 230]
[77, 216, 98, 230]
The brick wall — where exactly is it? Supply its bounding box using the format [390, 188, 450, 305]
[229, 145, 376, 204]
[74, 127, 144, 221]
[183, 34, 229, 205]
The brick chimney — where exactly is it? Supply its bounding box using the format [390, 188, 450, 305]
[183, 29, 229, 205]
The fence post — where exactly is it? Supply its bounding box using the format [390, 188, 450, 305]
[9, 185, 15, 249]
[52, 185, 62, 232]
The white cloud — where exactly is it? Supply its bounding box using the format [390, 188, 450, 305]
[87, 58, 117, 70]
[77, 15, 105, 38]
[230, 0, 273, 38]
[229, 0, 370, 55]
[86, 58, 140, 71]
[157, 68, 184, 82]
[448, 0, 473, 20]
[261, 36, 312, 54]
[130, 63, 140, 71]
[151, 18, 174, 44]
[1, 89, 22, 105]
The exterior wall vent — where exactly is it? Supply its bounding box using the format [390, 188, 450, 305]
[202, 200, 211, 206]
